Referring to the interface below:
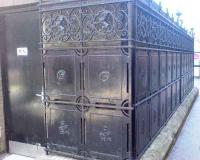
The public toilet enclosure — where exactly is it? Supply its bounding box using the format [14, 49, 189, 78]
[0, 0, 194, 160]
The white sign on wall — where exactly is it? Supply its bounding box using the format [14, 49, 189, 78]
[17, 47, 28, 56]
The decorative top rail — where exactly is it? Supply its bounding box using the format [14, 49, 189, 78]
[39, 0, 194, 51]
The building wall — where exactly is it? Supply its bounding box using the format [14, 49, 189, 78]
[0, 0, 38, 7]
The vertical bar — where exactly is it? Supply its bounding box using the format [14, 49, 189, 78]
[158, 51, 161, 89]
[80, 63, 82, 90]
[38, 7, 48, 151]
[180, 52, 183, 101]
[0, 15, 9, 153]
[126, 63, 129, 93]
[80, 2, 85, 154]
[127, 1, 134, 159]
[133, 0, 138, 157]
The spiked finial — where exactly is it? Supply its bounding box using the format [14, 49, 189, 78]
[190, 28, 195, 37]
[176, 11, 182, 24]
[159, 1, 162, 11]
[166, 8, 169, 16]
[171, 14, 174, 22]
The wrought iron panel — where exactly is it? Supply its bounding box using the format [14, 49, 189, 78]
[41, 7, 82, 49]
[187, 54, 190, 73]
[135, 101, 150, 156]
[172, 83, 177, 111]
[188, 54, 191, 72]
[44, 50, 81, 101]
[185, 54, 187, 74]
[181, 54, 186, 75]
[47, 104, 81, 154]
[166, 86, 172, 118]
[183, 54, 186, 75]
[176, 80, 180, 105]
[186, 74, 190, 93]
[136, 5, 193, 51]
[176, 53, 180, 78]
[160, 52, 167, 88]
[167, 53, 172, 84]
[181, 77, 185, 101]
[41, 2, 129, 49]
[150, 95, 159, 138]
[189, 54, 192, 71]
[82, 2, 128, 47]
[172, 53, 177, 81]
[184, 76, 186, 97]
[189, 74, 191, 92]
[191, 74, 194, 90]
[135, 50, 149, 102]
[84, 48, 129, 104]
[185, 76, 188, 94]
[190, 54, 193, 71]
[187, 75, 190, 93]
[150, 51, 159, 93]
[160, 90, 166, 126]
[85, 108, 128, 160]
[185, 75, 188, 94]
[188, 75, 191, 92]
[190, 74, 192, 91]
[190, 74, 193, 90]
[186, 53, 188, 72]
[185, 54, 188, 73]
[41, 0, 130, 5]
[38, 0, 195, 159]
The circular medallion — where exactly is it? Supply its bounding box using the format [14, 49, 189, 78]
[121, 100, 129, 117]
[99, 71, 110, 82]
[56, 69, 66, 81]
[76, 96, 90, 112]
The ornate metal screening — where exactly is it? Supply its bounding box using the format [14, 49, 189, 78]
[39, 0, 194, 159]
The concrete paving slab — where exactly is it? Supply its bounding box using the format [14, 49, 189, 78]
[168, 96, 200, 160]
[140, 87, 199, 160]
[37, 155, 75, 160]
[0, 154, 33, 160]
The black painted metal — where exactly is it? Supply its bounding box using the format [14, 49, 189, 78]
[3, 9, 45, 146]
[38, 0, 194, 159]
[0, 0, 194, 159]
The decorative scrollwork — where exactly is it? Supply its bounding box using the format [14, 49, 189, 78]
[41, 1, 193, 51]
[42, 8, 81, 43]
[41, 2, 128, 44]
[137, 9, 149, 42]
[82, 3, 128, 41]
[136, 8, 193, 51]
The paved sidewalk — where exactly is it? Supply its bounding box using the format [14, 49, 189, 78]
[168, 98, 200, 159]
[0, 154, 33, 160]
[168, 79, 200, 160]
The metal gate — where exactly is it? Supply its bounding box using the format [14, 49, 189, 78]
[1, 0, 194, 159]
[43, 49, 130, 159]
[38, 0, 194, 159]
[40, 1, 133, 159]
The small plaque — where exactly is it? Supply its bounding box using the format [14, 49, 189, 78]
[17, 47, 28, 56]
